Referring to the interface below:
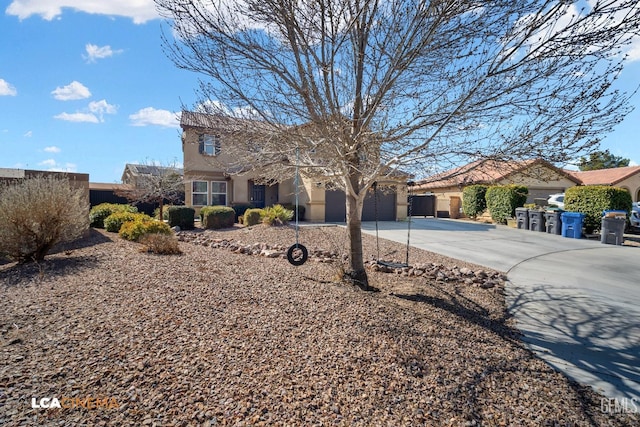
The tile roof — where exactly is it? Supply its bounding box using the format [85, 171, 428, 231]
[565, 166, 640, 186]
[415, 158, 578, 190]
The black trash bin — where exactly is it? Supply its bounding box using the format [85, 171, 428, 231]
[545, 210, 563, 235]
[515, 207, 529, 230]
[601, 216, 626, 245]
[528, 209, 546, 232]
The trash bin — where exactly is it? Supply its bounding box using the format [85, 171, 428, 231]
[601, 217, 626, 245]
[528, 210, 546, 232]
[545, 211, 563, 235]
[561, 212, 584, 239]
[602, 210, 627, 219]
[515, 207, 529, 230]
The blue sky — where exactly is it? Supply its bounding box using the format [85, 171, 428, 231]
[1, 1, 639, 183]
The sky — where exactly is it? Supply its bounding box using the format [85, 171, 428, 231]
[1, 1, 639, 183]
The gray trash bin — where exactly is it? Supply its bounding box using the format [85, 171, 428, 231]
[528, 210, 546, 232]
[515, 207, 529, 230]
[545, 211, 562, 235]
[601, 217, 625, 245]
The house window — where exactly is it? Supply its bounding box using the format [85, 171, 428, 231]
[199, 134, 221, 156]
[211, 181, 227, 206]
[192, 181, 208, 206]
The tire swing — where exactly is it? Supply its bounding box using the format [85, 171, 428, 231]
[373, 180, 415, 269]
[287, 147, 308, 266]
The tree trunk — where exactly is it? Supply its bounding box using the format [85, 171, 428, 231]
[344, 190, 378, 292]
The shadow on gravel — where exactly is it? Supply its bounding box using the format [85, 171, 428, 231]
[51, 228, 113, 253]
[0, 254, 101, 287]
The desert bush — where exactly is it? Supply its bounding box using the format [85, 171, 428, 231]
[119, 218, 170, 241]
[200, 206, 235, 229]
[262, 204, 294, 225]
[565, 185, 632, 233]
[139, 233, 182, 255]
[0, 175, 89, 262]
[243, 208, 265, 226]
[282, 204, 306, 221]
[485, 185, 528, 224]
[231, 204, 254, 222]
[104, 212, 147, 233]
[90, 203, 137, 228]
[462, 185, 487, 219]
[168, 206, 195, 229]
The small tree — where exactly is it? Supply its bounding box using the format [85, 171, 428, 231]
[0, 175, 89, 262]
[117, 161, 184, 220]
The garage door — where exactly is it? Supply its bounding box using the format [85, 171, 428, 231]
[325, 187, 396, 222]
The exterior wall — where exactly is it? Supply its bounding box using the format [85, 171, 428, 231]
[0, 168, 90, 205]
[617, 175, 640, 202]
[501, 167, 577, 203]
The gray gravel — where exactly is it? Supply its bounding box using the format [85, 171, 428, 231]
[1, 225, 638, 426]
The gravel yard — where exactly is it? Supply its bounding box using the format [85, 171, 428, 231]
[1, 225, 638, 426]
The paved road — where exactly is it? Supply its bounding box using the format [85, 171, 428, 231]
[360, 218, 640, 402]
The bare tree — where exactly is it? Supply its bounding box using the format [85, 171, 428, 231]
[117, 161, 184, 220]
[156, 0, 640, 289]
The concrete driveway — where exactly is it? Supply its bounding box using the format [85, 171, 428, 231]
[360, 218, 640, 402]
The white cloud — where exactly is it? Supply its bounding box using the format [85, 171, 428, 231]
[84, 44, 123, 63]
[53, 112, 100, 123]
[44, 146, 61, 153]
[129, 107, 180, 128]
[0, 78, 17, 96]
[51, 81, 91, 101]
[89, 99, 118, 116]
[6, 0, 159, 24]
[38, 159, 77, 172]
[630, 160, 638, 167]
[23, 131, 32, 137]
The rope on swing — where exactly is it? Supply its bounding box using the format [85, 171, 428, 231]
[374, 180, 414, 269]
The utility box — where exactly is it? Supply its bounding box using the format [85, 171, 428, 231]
[515, 207, 529, 230]
[528, 210, 546, 232]
[545, 211, 563, 235]
[601, 217, 626, 245]
[561, 212, 584, 239]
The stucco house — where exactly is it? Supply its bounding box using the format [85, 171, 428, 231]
[566, 166, 640, 202]
[180, 111, 408, 222]
[413, 159, 580, 218]
[0, 168, 89, 203]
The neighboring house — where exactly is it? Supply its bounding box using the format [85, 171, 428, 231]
[566, 166, 640, 203]
[121, 163, 184, 188]
[180, 111, 408, 222]
[0, 168, 89, 203]
[89, 182, 133, 207]
[413, 159, 580, 218]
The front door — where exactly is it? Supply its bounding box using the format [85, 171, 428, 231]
[250, 183, 266, 208]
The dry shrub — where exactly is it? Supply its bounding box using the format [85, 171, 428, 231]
[0, 175, 89, 262]
[138, 233, 182, 255]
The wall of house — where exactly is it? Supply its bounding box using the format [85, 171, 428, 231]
[617, 175, 640, 202]
[501, 167, 577, 203]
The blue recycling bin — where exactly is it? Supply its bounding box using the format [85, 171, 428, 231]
[561, 212, 584, 239]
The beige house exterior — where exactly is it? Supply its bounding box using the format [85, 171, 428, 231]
[180, 111, 408, 222]
[413, 159, 580, 218]
[0, 168, 89, 203]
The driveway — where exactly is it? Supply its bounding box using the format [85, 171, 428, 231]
[360, 218, 640, 402]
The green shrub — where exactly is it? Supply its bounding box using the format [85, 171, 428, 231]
[119, 219, 171, 241]
[282, 204, 306, 221]
[153, 205, 174, 220]
[485, 185, 528, 224]
[168, 206, 195, 229]
[104, 212, 147, 233]
[89, 203, 137, 228]
[0, 175, 89, 262]
[262, 204, 294, 226]
[565, 186, 632, 233]
[200, 206, 235, 229]
[139, 233, 182, 255]
[243, 208, 265, 226]
[462, 185, 487, 219]
[231, 204, 254, 222]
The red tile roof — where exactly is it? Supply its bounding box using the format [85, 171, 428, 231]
[565, 166, 640, 186]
